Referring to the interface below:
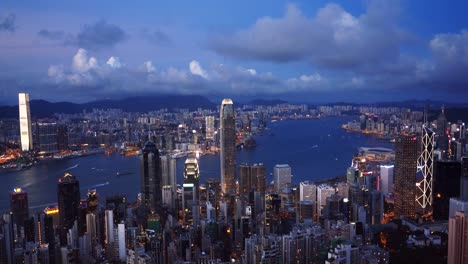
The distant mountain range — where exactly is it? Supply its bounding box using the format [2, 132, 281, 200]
[0, 95, 216, 119]
[1, 95, 467, 122]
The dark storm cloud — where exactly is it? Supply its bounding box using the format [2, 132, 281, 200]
[208, 3, 407, 69]
[65, 20, 126, 49]
[142, 29, 172, 46]
[0, 13, 16, 32]
[37, 29, 65, 40]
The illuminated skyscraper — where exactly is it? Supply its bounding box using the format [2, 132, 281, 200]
[57, 172, 80, 245]
[141, 141, 162, 212]
[18, 93, 33, 152]
[161, 155, 176, 208]
[10, 187, 29, 231]
[205, 116, 215, 140]
[184, 157, 200, 199]
[416, 125, 434, 212]
[394, 135, 418, 219]
[37, 122, 58, 153]
[220, 99, 236, 195]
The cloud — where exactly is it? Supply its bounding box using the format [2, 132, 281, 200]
[66, 20, 126, 49]
[46, 48, 329, 98]
[142, 29, 171, 45]
[106, 56, 123, 69]
[72, 48, 98, 72]
[209, 2, 406, 69]
[189, 60, 209, 79]
[0, 13, 16, 32]
[37, 29, 65, 40]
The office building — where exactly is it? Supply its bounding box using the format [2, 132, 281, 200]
[448, 211, 468, 264]
[317, 184, 335, 218]
[299, 181, 316, 201]
[274, 164, 292, 193]
[57, 172, 80, 245]
[141, 141, 162, 212]
[57, 124, 69, 151]
[239, 163, 266, 200]
[10, 187, 29, 232]
[416, 125, 435, 212]
[184, 157, 200, 200]
[394, 135, 418, 219]
[205, 116, 215, 140]
[220, 99, 236, 195]
[433, 161, 462, 220]
[380, 165, 394, 196]
[104, 210, 114, 245]
[18, 93, 33, 152]
[37, 122, 58, 153]
[436, 108, 449, 157]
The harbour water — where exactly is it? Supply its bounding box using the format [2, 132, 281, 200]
[0, 116, 392, 211]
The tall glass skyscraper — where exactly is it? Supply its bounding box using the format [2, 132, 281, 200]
[18, 93, 32, 152]
[220, 99, 236, 195]
[141, 141, 162, 212]
[57, 172, 80, 245]
[394, 135, 418, 219]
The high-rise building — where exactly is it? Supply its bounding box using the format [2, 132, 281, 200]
[433, 160, 462, 220]
[448, 211, 468, 264]
[161, 154, 176, 209]
[220, 99, 236, 195]
[57, 172, 80, 245]
[57, 124, 69, 151]
[205, 116, 215, 140]
[436, 108, 449, 157]
[239, 163, 266, 200]
[10, 187, 29, 231]
[87, 189, 98, 213]
[393, 135, 418, 219]
[274, 164, 292, 193]
[18, 93, 33, 152]
[104, 210, 114, 245]
[416, 125, 435, 212]
[37, 122, 58, 153]
[299, 181, 316, 202]
[141, 141, 162, 212]
[380, 165, 394, 196]
[184, 157, 200, 200]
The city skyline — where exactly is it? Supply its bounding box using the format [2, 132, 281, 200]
[1, 0, 468, 104]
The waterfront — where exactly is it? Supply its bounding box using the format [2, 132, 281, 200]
[0, 116, 392, 211]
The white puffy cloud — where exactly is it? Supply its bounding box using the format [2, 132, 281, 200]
[142, 61, 156, 73]
[106, 56, 123, 69]
[189, 60, 209, 79]
[72, 48, 98, 73]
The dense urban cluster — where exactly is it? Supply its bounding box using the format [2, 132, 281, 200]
[0, 93, 467, 263]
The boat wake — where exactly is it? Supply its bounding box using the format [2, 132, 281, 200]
[64, 164, 79, 171]
[88, 182, 110, 188]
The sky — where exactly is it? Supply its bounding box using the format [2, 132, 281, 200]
[0, 0, 468, 105]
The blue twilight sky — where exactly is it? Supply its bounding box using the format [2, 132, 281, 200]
[0, 0, 468, 105]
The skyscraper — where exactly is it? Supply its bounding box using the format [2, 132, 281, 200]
[161, 154, 177, 208]
[220, 99, 236, 195]
[416, 125, 434, 212]
[436, 108, 449, 157]
[239, 163, 266, 200]
[18, 93, 33, 152]
[433, 160, 462, 220]
[274, 164, 292, 193]
[141, 141, 162, 212]
[57, 172, 80, 244]
[205, 116, 215, 140]
[10, 187, 29, 231]
[184, 157, 200, 200]
[394, 135, 418, 219]
[448, 211, 468, 264]
[37, 122, 58, 153]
